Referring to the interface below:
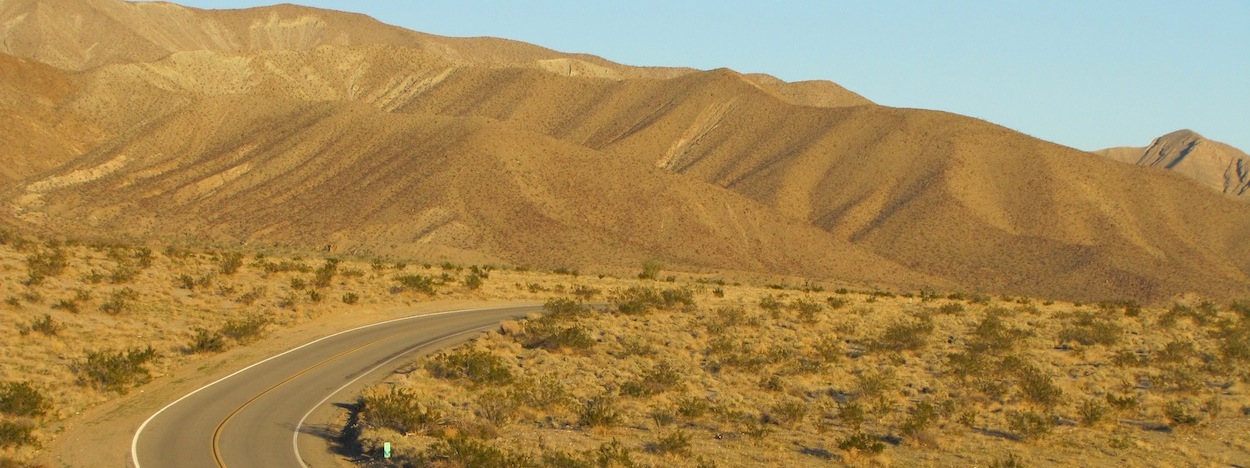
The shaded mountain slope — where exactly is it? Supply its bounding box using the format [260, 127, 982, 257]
[0, 53, 101, 183]
[1097, 130, 1250, 198]
[7, 95, 934, 288]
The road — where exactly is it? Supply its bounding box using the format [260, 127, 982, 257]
[130, 305, 539, 468]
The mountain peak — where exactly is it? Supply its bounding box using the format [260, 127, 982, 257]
[1097, 130, 1250, 198]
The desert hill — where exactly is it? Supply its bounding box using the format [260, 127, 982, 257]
[1097, 129, 1250, 199]
[1, 0, 1249, 302]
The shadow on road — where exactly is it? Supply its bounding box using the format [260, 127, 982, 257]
[297, 401, 372, 463]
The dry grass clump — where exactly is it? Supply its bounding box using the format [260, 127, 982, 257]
[357, 287, 1250, 466]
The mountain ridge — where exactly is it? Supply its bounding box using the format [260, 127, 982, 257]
[1, 0, 1248, 302]
[1096, 129, 1250, 198]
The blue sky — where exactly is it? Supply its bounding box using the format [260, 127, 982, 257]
[173, 1, 1249, 152]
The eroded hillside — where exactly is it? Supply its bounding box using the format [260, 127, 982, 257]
[1, 0, 1248, 302]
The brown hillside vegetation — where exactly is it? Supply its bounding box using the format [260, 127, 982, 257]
[0, 0, 1249, 302]
[1097, 129, 1250, 199]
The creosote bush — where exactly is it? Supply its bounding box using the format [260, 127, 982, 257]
[395, 274, 439, 295]
[425, 349, 513, 386]
[359, 386, 442, 435]
[0, 420, 36, 449]
[610, 286, 695, 314]
[76, 346, 159, 393]
[0, 382, 49, 417]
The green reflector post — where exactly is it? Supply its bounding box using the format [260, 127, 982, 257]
[384, 442, 392, 459]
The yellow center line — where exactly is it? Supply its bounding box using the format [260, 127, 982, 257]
[210, 329, 408, 467]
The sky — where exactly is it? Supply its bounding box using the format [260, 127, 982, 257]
[171, 0, 1249, 152]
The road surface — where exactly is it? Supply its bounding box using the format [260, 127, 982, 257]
[130, 305, 538, 468]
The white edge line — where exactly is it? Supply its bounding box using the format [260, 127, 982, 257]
[129, 306, 529, 468]
[291, 323, 499, 468]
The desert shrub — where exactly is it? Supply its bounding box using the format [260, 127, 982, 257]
[826, 296, 848, 309]
[647, 430, 691, 456]
[0, 420, 36, 449]
[76, 346, 159, 393]
[219, 315, 268, 344]
[610, 286, 693, 314]
[51, 298, 79, 314]
[1006, 410, 1054, 440]
[1058, 312, 1121, 346]
[540, 450, 593, 468]
[937, 302, 966, 315]
[1160, 302, 1218, 328]
[0, 382, 49, 417]
[234, 286, 265, 305]
[870, 317, 934, 352]
[836, 432, 884, 454]
[462, 272, 484, 290]
[638, 260, 662, 280]
[577, 395, 620, 428]
[100, 287, 138, 315]
[758, 295, 783, 315]
[1111, 349, 1149, 367]
[533, 325, 595, 351]
[312, 258, 339, 288]
[1078, 398, 1107, 426]
[649, 407, 676, 427]
[24, 246, 68, 285]
[395, 274, 438, 295]
[1164, 401, 1201, 427]
[837, 401, 866, 431]
[1213, 318, 1250, 363]
[767, 400, 808, 427]
[591, 440, 635, 467]
[306, 289, 323, 303]
[217, 252, 244, 275]
[475, 389, 518, 425]
[968, 310, 1031, 354]
[1105, 393, 1139, 413]
[19, 314, 62, 336]
[676, 397, 710, 419]
[572, 285, 601, 300]
[359, 386, 441, 435]
[342, 292, 359, 304]
[989, 453, 1025, 468]
[792, 298, 824, 323]
[1016, 365, 1063, 409]
[261, 260, 312, 274]
[289, 277, 306, 290]
[900, 400, 938, 437]
[176, 273, 213, 290]
[968, 293, 992, 305]
[510, 377, 569, 410]
[621, 362, 683, 397]
[544, 298, 592, 319]
[189, 328, 225, 353]
[415, 437, 536, 467]
[1094, 299, 1141, 317]
[426, 349, 512, 386]
[1154, 340, 1196, 364]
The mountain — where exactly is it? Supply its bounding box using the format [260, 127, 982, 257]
[1096, 130, 1250, 199]
[1, 0, 1249, 302]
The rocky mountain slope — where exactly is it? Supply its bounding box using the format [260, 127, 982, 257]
[1097, 129, 1250, 199]
[2, 0, 1248, 302]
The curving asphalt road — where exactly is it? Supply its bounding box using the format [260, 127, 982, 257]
[130, 305, 539, 468]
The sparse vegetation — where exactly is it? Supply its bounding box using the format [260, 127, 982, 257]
[0, 230, 1247, 466]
